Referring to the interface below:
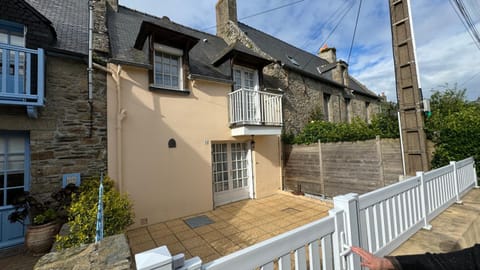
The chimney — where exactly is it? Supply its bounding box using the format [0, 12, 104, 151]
[318, 46, 336, 63]
[107, 0, 118, 12]
[216, 0, 238, 38]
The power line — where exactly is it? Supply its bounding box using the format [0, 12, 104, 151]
[302, 0, 356, 69]
[347, 0, 363, 64]
[200, 0, 305, 32]
[449, 0, 480, 51]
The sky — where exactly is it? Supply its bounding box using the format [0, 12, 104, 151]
[119, 0, 480, 102]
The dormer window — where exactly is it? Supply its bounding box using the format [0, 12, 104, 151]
[153, 44, 183, 90]
[233, 66, 258, 91]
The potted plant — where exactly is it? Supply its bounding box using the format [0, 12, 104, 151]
[8, 184, 79, 255]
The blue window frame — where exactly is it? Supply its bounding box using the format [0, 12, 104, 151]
[0, 132, 30, 208]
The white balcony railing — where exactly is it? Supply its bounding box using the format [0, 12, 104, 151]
[228, 88, 282, 127]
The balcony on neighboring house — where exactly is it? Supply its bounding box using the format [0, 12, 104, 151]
[0, 43, 45, 116]
[228, 88, 283, 136]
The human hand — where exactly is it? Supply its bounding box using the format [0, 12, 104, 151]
[350, 246, 395, 270]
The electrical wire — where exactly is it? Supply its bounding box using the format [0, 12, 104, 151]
[449, 0, 480, 50]
[302, 0, 357, 69]
[347, 0, 363, 64]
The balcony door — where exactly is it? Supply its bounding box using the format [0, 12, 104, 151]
[212, 142, 253, 207]
[0, 20, 26, 95]
[233, 66, 260, 123]
[0, 132, 29, 249]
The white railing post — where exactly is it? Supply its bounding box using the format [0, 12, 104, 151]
[417, 171, 432, 230]
[450, 161, 463, 204]
[329, 208, 345, 270]
[333, 193, 362, 270]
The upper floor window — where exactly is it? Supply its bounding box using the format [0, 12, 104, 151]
[0, 20, 25, 47]
[323, 93, 331, 121]
[233, 66, 257, 91]
[153, 44, 182, 90]
[365, 101, 371, 123]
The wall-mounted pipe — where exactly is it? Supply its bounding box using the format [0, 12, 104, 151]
[88, 0, 94, 138]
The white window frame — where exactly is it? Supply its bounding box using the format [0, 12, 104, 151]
[153, 43, 183, 90]
[233, 65, 259, 91]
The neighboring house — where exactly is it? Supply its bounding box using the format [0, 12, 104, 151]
[0, 0, 108, 249]
[105, 2, 283, 227]
[215, 0, 383, 135]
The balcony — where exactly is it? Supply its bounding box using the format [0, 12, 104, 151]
[228, 88, 282, 136]
[0, 43, 44, 112]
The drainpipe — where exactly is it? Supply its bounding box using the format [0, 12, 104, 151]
[93, 63, 125, 192]
[88, 0, 94, 137]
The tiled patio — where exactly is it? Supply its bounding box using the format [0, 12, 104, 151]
[127, 191, 333, 264]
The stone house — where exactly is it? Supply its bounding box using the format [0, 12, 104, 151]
[215, 0, 383, 135]
[105, 2, 283, 227]
[0, 0, 108, 249]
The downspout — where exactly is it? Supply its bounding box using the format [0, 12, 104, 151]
[88, 0, 94, 137]
[93, 63, 125, 192]
[115, 65, 125, 193]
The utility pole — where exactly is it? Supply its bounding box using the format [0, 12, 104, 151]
[388, 0, 429, 175]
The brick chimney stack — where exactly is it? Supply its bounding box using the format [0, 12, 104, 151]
[216, 0, 238, 39]
[318, 46, 349, 87]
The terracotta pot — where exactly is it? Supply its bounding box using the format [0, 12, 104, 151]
[25, 221, 60, 255]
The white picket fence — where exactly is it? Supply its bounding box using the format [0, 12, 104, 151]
[136, 157, 477, 270]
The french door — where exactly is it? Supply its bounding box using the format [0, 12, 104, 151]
[0, 132, 29, 248]
[212, 142, 252, 206]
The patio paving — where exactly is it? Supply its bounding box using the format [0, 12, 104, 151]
[127, 191, 333, 264]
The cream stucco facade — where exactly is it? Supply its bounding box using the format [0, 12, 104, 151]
[106, 64, 282, 228]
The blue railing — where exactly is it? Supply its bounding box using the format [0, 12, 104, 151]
[0, 43, 44, 106]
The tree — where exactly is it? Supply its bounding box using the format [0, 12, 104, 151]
[425, 86, 480, 176]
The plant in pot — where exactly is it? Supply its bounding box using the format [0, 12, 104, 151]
[8, 184, 79, 255]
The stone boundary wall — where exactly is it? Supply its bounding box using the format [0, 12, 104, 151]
[283, 138, 433, 197]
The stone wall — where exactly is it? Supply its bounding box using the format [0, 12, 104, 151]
[0, 56, 108, 198]
[35, 234, 131, 270]
[219, 21, 381, 135]
[283, 138, 433, 197]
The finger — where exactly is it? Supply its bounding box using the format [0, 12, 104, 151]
[351, 246, 372, 259]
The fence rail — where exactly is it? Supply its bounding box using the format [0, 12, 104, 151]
[136, 157, 477, 270]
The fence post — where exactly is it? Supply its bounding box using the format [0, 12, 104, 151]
[417, 171, 432, 230]
[450, 161, 463, 204]
[318, 139, 325, 195]
[333, 193, 362, 270]
[329, 208, 345, 270]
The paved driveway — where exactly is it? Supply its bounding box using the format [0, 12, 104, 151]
[127, 191, 332, 263]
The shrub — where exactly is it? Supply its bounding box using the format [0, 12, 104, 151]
[55, 176, 134, 250]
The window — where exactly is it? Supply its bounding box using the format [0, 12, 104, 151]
[233, 66, 257, 91]
[365, 101, 370, 123]
[0, 20, 26, 93]
[323, 93, 331, 121]
[153, 44, 182, 90]
[345, 98, 351, 122]
[0, 133, 28, 207]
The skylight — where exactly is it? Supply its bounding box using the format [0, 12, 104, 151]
[287, 55, 300, 66]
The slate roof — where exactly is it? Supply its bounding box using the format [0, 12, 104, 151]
[26, 0, 89, 55]
[108, 6, 244, 81]
[238, 22, 379, 99]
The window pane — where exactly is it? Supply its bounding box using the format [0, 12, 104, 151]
[6, 188, 24, 205]
[7, 154, 24, 170]
[234, 70, 242, 90]
[0, 32, 7, 44]
[0, 174, 4, 189]
[7, 173, 23, 187]
[8, 136, 24, 153]
[10, 34, 24, 47]
[172, 76, 178, 87]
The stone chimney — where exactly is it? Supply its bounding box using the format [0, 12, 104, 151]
[216, 0, 238, 38]
[318, 46, 336, 63]
[107, 0, 118, 12]
[318, 46, 350, 86]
